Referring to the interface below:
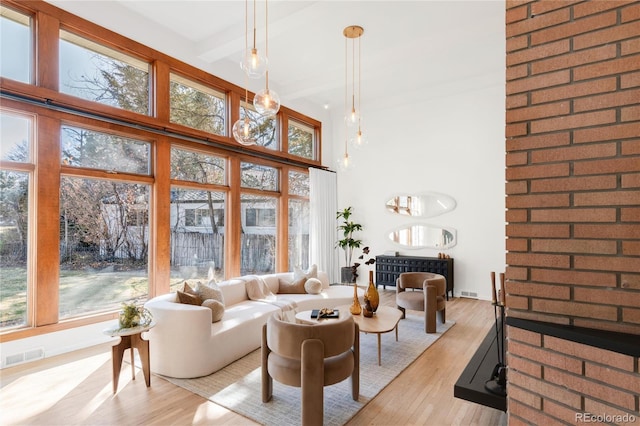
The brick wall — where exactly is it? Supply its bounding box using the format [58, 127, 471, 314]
[505, 0, 640, 423]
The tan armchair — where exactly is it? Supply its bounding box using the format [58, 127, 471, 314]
[396, 272, 446, 333]
[261, 313, 359, 426]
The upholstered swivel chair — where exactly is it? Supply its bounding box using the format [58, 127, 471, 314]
[261, 313, 359, 426]
[396, 272, 446, 333]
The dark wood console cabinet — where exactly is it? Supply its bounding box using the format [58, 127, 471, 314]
[375, 255, 454, 299]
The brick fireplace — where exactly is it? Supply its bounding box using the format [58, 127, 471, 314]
[505, 0, 640, 424]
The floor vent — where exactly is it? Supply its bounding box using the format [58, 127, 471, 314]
[460, 291, 478, 299]
[4, 348, 44, 367]
[25, 348, 45, 362]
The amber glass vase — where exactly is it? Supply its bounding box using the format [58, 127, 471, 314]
[349, 283, 362, 315]
[365, 270, 379, 313]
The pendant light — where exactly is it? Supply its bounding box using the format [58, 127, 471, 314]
[240, 0, 267, 79]
[233, 0, 258, 145]
[338, 26, 363, 170]
[343, 26, 363, 129]
[350, 29, 368, 149]
[232, 97, 258, 146]
[253, 0, 280, 116]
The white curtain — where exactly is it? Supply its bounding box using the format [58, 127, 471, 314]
[309, 168, 338, 284]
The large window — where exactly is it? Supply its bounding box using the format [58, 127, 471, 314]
[1, 111, 31, 163]
[241, 162, 278, 191]
[0, 171, 29, 329]
[241, 194, 277, 275]
[0, 6, 31, 84]
[170, 147, 227, 283]
[61, 125, 151, 175]
[59, 177, 150, 319]
[170, 147, 225, 185]
[288, 171, 310, 270]
[170, 73, 225, 136]
[0, 110, 33, 330]
[288, 120, 315, 160]
[240, 161, 279, 275]
[59, 30, 150, 115]
[59, 126, 151, 319]
[169, 188, 226, 284]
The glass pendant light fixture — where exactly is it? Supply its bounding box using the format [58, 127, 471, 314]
[240, 0, 267, 79]
[343, 26, 363, 129]
[232, 104, 257, 145]
[337, 134, 354, 171]
[337, 26, 363, 171]
[351, 36, 368, 150]
[351, 126, 368, 150]
[233, 0, 257, 145]
[253, 0, 280, 116]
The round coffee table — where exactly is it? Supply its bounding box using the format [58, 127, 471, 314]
[295, 308, 349, 325]
[336, 305, 402, 366]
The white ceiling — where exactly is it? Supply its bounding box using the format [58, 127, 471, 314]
[47, 0, 505, 118]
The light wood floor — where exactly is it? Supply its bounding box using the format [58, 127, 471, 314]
[0, 290, 505, 425]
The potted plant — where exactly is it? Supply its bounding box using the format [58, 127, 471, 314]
[336, 206, 363, 284]
[118, 302, 153, 330]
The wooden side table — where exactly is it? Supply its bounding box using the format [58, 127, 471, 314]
[103, 322, 155, 394]
[336, 305, 402, 366]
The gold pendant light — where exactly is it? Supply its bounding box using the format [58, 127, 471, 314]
[351, 26, 367, 149]
[338, 25, 364, 170]
[253, 0, 280, 116]
[240, 0, 267, 79]
[233, 0, 258, 145]
[344, 26, 362, 129]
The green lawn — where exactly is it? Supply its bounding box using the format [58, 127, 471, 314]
[0, 266, 184, 329]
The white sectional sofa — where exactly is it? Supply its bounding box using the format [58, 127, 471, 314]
[144, 271, 362, 378]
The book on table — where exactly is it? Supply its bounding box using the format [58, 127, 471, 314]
[311, 309, 339, 319]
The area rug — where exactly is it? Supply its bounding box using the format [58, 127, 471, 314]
[161, 314, 455, 426]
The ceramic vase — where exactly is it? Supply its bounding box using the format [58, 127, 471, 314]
[365, 270, 379, 313]
[349, 283, 361, 315]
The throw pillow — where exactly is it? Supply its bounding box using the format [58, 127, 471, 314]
[278, 277, 306, 294]
[177, 290, 202, 306]
[294, 264, 318, 281]
[279, 264, 318, 294]
[304, 277, 323, 294]
[183, 281, 199, 296]
[197, 281, 225, 305]
[202, 299, 225, 322]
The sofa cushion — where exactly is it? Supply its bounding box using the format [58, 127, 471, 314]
[202, 299, 225, 322]
[304, 278, 323, 294]
[177, 290, 202, 305]
[219, 279, 249, 306]
[278, 278, 306, 294]
[197, 280, 225, 305]
[280, 264, 318, 294]
[295, 264, 317, 281]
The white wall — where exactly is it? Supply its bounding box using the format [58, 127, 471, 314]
[332, 84, 506, 300]
[1, 320, 117, 368]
